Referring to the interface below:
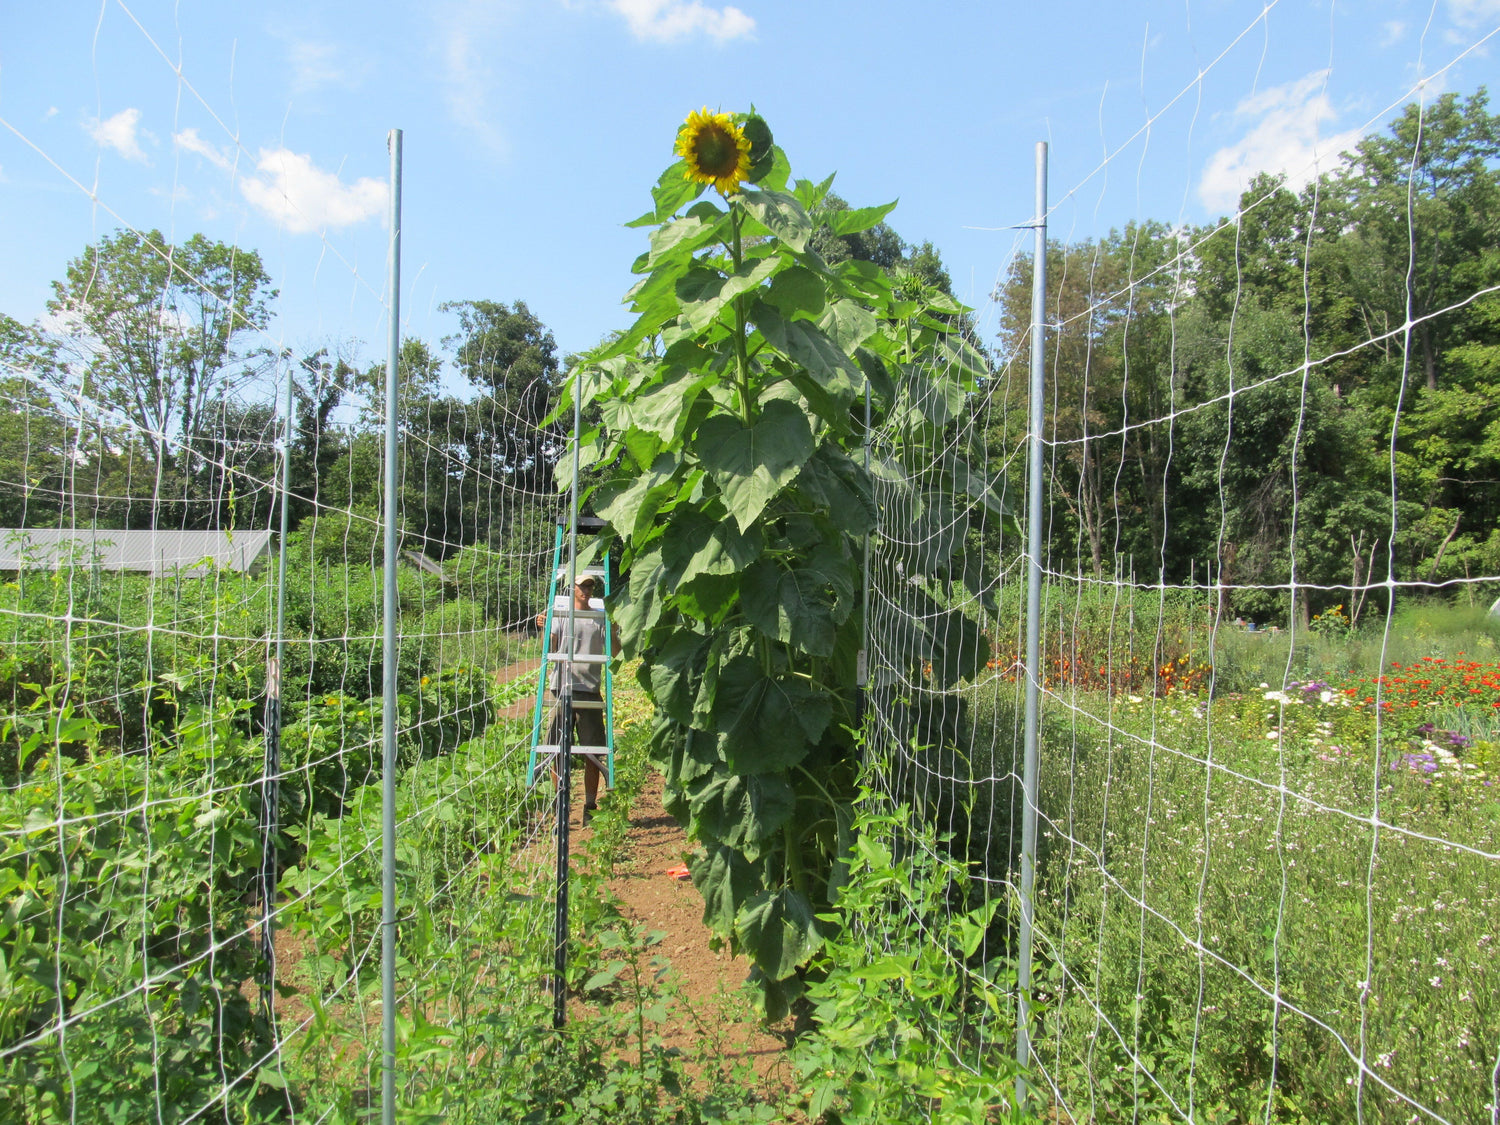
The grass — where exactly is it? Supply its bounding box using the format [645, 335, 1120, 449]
[953, 598, 1500, 1123]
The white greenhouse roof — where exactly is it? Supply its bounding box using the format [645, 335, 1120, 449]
[0, 528, 275, 576]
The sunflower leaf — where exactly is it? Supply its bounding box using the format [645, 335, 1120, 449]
[688, 772, 797, 852]
[628, 159, 708, 227]
[762, 265, 826, 318]
[647, 211, 729, 271]
[824, 199, 899, 236]
[712, 656, 831, 774]
[735, 888, 822, 981]
[690, 843, 761, 938]
[739, 189, 811, 254]
[740, 554, 847, 657]
[694, 399, 815, 531]
[661, 509, 765, 586]
[676, 256, 779, 333]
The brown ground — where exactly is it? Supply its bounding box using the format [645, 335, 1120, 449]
[258, 658, 801, 1109]
[595, 768, 798, 1096]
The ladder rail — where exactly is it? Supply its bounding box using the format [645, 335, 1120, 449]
[527, 521, 615, 788]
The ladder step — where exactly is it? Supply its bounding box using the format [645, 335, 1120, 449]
[545, 652, 609, 664]
[542, 699, 605, 710]
[533, 745, 612, 755]
[545, 605, 607, 618]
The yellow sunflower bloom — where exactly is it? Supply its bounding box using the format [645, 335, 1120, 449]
[675, 107, 752, 195]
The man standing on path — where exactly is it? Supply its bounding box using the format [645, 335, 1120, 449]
[536, 574, 609, 825]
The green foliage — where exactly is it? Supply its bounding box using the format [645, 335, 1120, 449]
[446, 505, 556, 627]
[792, 795, 1033, 1123]
[0, 692, 289, 1123]
[579, 113, 1008, 1017]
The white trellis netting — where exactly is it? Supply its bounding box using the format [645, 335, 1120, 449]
[860, 14, 1500, 1125]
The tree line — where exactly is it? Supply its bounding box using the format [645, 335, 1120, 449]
[0, 89, 1494, 628]
[987, 88, 1499, 625]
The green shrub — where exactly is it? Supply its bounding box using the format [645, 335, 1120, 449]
[0, 693, 288, 1124]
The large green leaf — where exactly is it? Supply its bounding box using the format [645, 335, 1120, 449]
[935, 334, 992, 388]
[677, 256, 779, 333]
[595, 452, 682, 547]
[625, 368, 711, 442]
[755, 303, 859, 377]
[930, 609, 990, 686]
[794, 447, 877, 536]
[690, 843, 761, 939]
[735, 887, 822, 981]
[943, 452, 1015, 528]
[762, 265, 826, 318]
[713, 656, 831, 774]
[627, 159, 708, 227]
[688, 771, 796, 853]
[695, 399, 815, 532]
[818, 300, 877, 354]
[824, 199, 898, 236]
[624, 264, 682, 318]
[661, 508, 765, 586]
[754, 304, 859, 416]
[739, 189, 811, 253]
[674, 572, 741, 623]
[646, 208, 728, 270]
[741, 557, 844, 657]
[898, 366, 965, 430]
[905, 491, 965, 571]
[648, 630, 709, 724]
[830, 257, 893, 304]
[608, 544, 664, 656]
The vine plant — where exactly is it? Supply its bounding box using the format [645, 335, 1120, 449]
[568, 109, 1007, 1017]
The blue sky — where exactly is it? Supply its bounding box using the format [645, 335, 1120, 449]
[2, 0, 1497, 392]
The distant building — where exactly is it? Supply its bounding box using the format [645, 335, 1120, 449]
[0, 528, 275, 577]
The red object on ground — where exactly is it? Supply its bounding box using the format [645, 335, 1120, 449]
[665, 864, 691, 881]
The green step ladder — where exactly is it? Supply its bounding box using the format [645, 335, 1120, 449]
[526, 518, 614, 788]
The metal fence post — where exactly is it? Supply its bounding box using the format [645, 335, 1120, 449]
[380, 126, 403, 1125]
[1017, 139, 1048, 1105]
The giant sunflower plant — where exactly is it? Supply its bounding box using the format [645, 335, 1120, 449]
[563, 109, 1006, 1018]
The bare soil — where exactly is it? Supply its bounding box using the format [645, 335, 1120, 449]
[599, 769, 799, 1096]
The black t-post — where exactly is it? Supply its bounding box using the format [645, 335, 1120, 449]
[552, 687, 573, 1030]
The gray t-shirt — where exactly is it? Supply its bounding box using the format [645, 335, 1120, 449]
[548, 613, 609, 694]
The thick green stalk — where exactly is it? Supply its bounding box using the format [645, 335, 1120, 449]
[730, 208, 754, 426]
[784, 821, 809, 899]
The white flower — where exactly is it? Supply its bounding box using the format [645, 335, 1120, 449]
[1429, 975, 1442, 988]
[1263, 690, 1291, 703]
[1320, 690, 1334, 704]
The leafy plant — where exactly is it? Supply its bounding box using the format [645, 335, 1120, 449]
[792, 792, 1032, 1123]
[573, 109, 1006, 1017]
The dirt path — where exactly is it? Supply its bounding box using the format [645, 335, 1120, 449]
[602, 770, 799, 1097]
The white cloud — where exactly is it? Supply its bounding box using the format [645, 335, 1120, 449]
[1198, 71, 1364, 214]
[284, 37, 366, 94]
[45, 107, 58, 119]
[1380, 20, 1407, 46]
[1448, 0, 1500, 28]
[239, 148, 387, 233]
[88, 107, 150, 163]
[608, 0, 755, 42]
[433, 0, 512, 157]
[173, 128, 235, 173]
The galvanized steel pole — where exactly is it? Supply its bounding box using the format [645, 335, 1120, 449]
[380, 127, 403, 1125]
[553, 368, 584, 1030]
[1016, 140, 1047, 1104]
